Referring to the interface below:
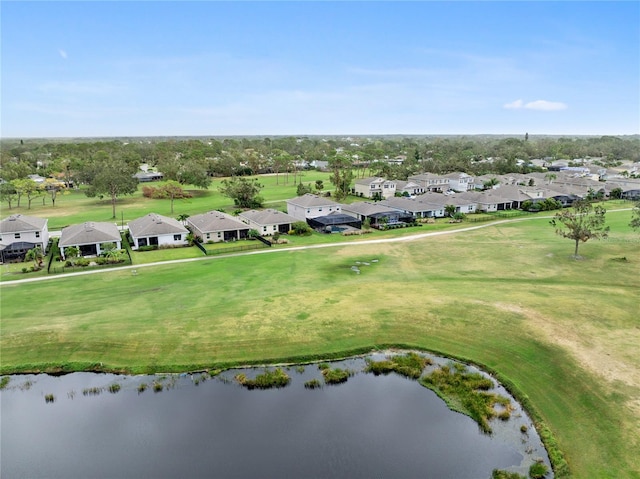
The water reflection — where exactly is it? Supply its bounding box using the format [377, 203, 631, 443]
[1, 354, 552, 479]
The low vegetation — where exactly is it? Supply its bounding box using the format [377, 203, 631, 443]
[234, 368, 291, 390]
[365, 352, 431, 379]
[492, 470, 526, 479]
[318, 363, 353, 385]
[419, 362, 513, 434]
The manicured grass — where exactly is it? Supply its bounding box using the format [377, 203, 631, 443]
[1, 210, 638, 477]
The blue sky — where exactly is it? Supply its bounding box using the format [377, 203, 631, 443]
[1, 1, 639, 138]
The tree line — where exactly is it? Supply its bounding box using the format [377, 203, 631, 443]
[1, 135, 639, 216]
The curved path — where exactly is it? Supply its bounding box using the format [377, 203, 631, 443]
[2, 209, 632, 286]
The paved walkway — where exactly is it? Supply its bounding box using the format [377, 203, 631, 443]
[2, 209, 632, 286]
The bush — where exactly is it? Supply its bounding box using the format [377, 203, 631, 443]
[529, 460, 549, 478]
[291, 221, 313, 236]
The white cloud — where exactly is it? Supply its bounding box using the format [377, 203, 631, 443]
[504, 99, 567, 111]
[503, 99, 524, 109]
[524, 100, 568, 111]
[58, 49, 67, 59]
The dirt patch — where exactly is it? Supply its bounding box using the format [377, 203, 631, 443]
[493, 302, 640, 389]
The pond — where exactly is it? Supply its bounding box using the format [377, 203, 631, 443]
[0, 353, 552, 479]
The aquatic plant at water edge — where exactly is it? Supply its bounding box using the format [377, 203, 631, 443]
[365, 352, 431, 379]
[321, 366, 353, 385]
[419, 362, 513, 434]
[234, 368, 291, 389]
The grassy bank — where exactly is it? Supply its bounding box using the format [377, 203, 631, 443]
[1, 212, 638, 477]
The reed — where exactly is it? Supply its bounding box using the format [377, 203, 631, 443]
[365, 352, 431, 379]
[419, 362, 512, 434]
[234, 368, 291, 389]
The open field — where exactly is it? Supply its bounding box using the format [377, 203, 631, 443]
[1, 205, 639, 476]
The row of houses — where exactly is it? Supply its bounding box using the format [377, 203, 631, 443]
[3, 174, 639, 262]
[354, 172, 640, 199]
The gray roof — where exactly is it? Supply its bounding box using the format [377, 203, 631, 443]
[59, 222, 120, 247]
[342, 201, 400, 217]
[379, 196, 444, 213]
[128, 213, 188, 238]
[354, 177, 392, 186]
[286, 194, 340, 208]
[0, 214, 47, 234]
[187, 211, 248, 233]
[238, 209, 297, 226]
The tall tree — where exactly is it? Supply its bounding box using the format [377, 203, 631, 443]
[550, 199, 609, 257]
[84, 156, 138, 218]
[328, 155, 354, 201]
[40, 178, 66, 207]
[219, 177, 264, 208]
[0, 182, 18, 209]
[156, 180, 189, 214]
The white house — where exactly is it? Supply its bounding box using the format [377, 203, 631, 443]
[394, 180, 425, 197]
[127, 213, 188, 249]
[408, 173, 451, 192]
[187, 211, 249, 243]
[286, 194, 342, 221]
[59, 222, 121, 259]
[238, 209, 298, 236]
[443, 172, 475, 192]
[0, 214, 49, 261]
[353, 177, 396, 199]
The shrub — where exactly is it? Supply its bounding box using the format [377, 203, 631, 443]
[529, 460, 549, 479]
[365, 352, 431, 379]
[321, 367, 353, 385]
[108, 383, 121, 394]
[291, 221, 313, 236]
[492, 470, 526, 479]
[235, 368, 291, 389]
[304, 379, 322, 389]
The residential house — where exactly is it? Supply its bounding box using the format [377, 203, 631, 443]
[127, 213, 188, 249]
[408, 173, 450, 192]
[286, 194, 341, 221]
[353, 177, 396, 199]
[394, 180, 425, 197]
[0, 214, 49, 262]
[341, 201, 410, 226]
[379, 196, 446, 219]
[238, 209, 298, 236]
[187, 211, 250, 243]
[306, 211, 362, 233]
[59, 222, 121, 259]
[443, 172, 474, 192]
[605, 179, 640, 200]
[458, 191, 512, 212]
[416, 192, 478, 215]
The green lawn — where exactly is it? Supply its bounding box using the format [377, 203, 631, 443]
[1, 210, 638, 478]
[0, 171, 335, 230]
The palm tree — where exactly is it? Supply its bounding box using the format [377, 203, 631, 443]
[177, 213, 190, 225]
[25, 246, 44, 269]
